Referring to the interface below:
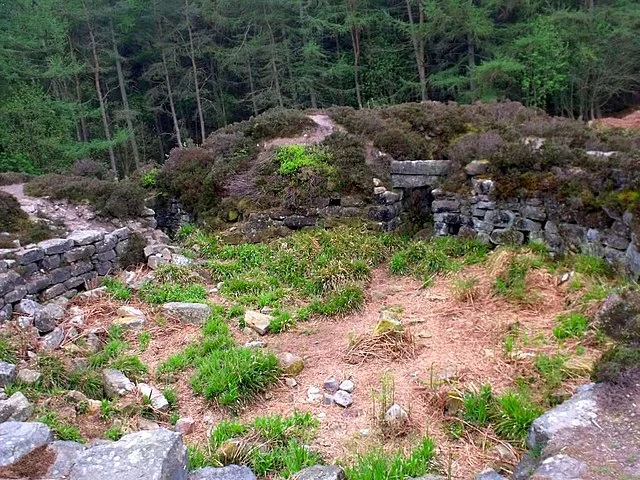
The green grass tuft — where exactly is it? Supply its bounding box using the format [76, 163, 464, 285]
[493, 390, 542, 444]
[463, 385, 493, 427]
[39, 411, 84, 442]
[552, 312, 590, 340]
[103, 277, 132, 301]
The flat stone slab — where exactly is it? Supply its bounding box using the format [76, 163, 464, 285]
[0, 421, 53, 467]
[390, 160, 451, 176]
[67, 230, 104, 246]
[391, 174, 442, 189]
[245, 310, 272, 336]
[295, 465, 346, 480]
[69, 429, 187, 480]
[162, 302, 211, 325]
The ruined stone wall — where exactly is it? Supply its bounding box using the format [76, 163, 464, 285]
[0, 228, 133, 321]
[429, 160, 640, 276]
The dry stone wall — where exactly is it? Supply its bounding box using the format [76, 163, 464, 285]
[427, 160, 640, 276]
[0, 227, 133, 322]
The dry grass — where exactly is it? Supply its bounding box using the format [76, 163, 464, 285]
[344, 329, 418, 365]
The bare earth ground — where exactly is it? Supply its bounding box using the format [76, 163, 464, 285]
[594, 109, 640, 129]
[103, 262, 601, 479]
[263, 114, 343, 149]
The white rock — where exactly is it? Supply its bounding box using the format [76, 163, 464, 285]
[333, 390, 353, 408]
[138, 383, 169, 412]
[307, 387, 323, 403]
[339, 380, 355, 393]
[384, 404, 408, 424]
[16, 369, 41, 385]
[244, 310, 273, 336]
[285, 377, 297, 388]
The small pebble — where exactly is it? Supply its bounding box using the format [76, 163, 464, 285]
[285, 377, 297, 388]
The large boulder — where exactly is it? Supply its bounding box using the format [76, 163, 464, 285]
[526, 384, 598, 450]
[162, 302, 211, 325]
[69, 428, 187, 480]
[45, 440, 85, 478]
[188, 465, 257, 480]
[595, 290, 640, 343]
[0, 421, 53, 467]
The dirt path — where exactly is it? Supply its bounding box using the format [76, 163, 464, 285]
[0, 183, 120, 233]
[263, 114, 343, 149]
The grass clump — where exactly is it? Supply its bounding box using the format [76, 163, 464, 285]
[276, 144, 332, 175]
[104, 425, 124, 441]
[493, 252, 544, 303]
[534, 353, 568, 390]
[389, 236, 489, 278]
[572, 254, 611, 278]
[0, 335, 18, 363]
[343, 437, 438, 480]
[463, 385, 493, 427]
[493, 390, 542, 444]
[158, 307, 280, 410]
[39, 411, 84, 443]
[205, 412, 320, 477]
[36, 354, 70, 393]
[103, 277, 132, 301]
[187, 226, 398, 324]
[139, 282, 207, 305]
[553, 312, 590, 340]
[138, 331, 151, 351]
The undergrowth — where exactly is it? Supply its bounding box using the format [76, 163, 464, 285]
[158, 306, 280, 410]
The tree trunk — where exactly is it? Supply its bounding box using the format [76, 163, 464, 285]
[405, 0, 427, 102]
[266, 21, 284, 108]
[467, 33, 476, 93]
[350, 26, 363, 109]
[185, 0, 206, 143]
[247, 61, 259, 116]
[69, 36, 88, 142]
[84, 3, 118, 180]
[111, 22, 140, 169]
[162, 49, 183, 148]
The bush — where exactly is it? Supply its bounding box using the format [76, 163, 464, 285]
[25, 174, 146, 219]
[592, 345, 640, 385]
[0, 172, 34, 186]
[242, 109, 315, 141]
[70, 159, 108, 179]
[0, 191, 29, 232]
[276, 145, 330, 175]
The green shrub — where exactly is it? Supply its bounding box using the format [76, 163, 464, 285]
[0, 191, 29, 232]
[553, 312, 590, 340]
[70, 159, 108, 179]
[243, 108, 315, 141]
[102, 179, 146, 218]
[276, 145, 330, 175]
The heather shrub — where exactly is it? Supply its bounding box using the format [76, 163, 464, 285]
[102, 179, 146, 218]
[446, 132, 504, 164]
[0, 191, 29, 232]
[322, 133, 375, 194]
[0, 171, 34, 186]
[24, 174, 145, 219]
[243, 108, 315, 141]
[70, 159, 108, 179]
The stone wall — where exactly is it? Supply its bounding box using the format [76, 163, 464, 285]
[426, 160, 640, 276]
[0, 227, 133, 321]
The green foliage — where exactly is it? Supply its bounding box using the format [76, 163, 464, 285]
[463, 385, 493, 427]
[276, 145, 330, 175]
[103, 278, 132, 301]
[39, 412, 84, 443]
[163, 388, 178, 407]
[193, 226, 398, 317]
[109, 355, 147, 382]
[390, 236, 489, 278]
[138, 331, 151, 351]
[553, 312, 590, 340]
[493, 253, 544, 303]
[140, 168, 159, 188]
[535, 354, 568, 390]
[68, 368, 104, 400]
[493, 390, 543, 444]
[0, 335, 17, 363]
[572, 255, 611, 278]
[36, 354, 69, 393]
[344, 437, 438, 480]
[100, 399, 118, 421]
[104, 425, 124, 441]
[139, 281, 207, 305]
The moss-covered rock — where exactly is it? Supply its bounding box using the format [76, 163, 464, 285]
[592, 345, 640, 384]
[595, 290, 640, 343]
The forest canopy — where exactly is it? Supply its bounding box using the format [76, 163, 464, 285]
[0, 0, 638, 177]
